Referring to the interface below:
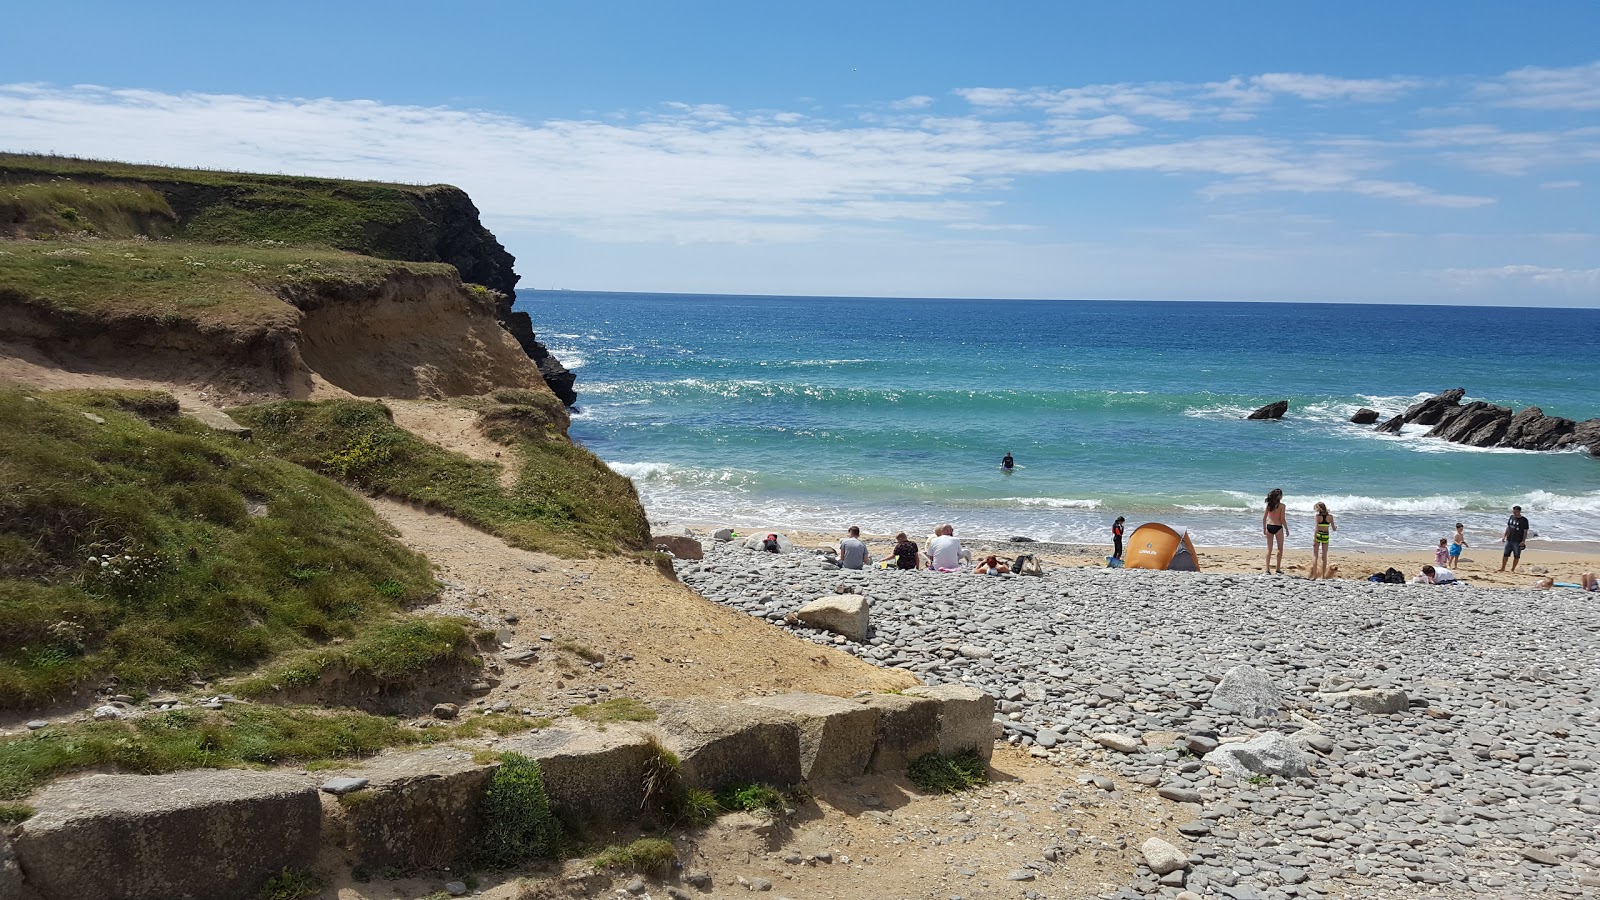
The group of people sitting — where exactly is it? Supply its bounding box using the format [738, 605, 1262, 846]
[834, 524, 1039, 575]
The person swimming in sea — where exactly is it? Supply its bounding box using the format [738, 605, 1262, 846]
[1001, 452, 1014, 471]
[1262, 488, 1287, 574]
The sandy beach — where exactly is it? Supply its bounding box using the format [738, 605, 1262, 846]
[663, 521, 1600, 592]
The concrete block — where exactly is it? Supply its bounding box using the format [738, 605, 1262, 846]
[499, 726, 659, 834]
[859, 692, 941, 773]
[744, 693, 880, 781]
[652, 699, 802, 791]
[335, 747, 495, 871]
[13, 771, 318, 900]
[906, 685, 997, 763]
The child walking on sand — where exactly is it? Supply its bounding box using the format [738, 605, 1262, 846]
[1449, 523, 1467, 567]
[1309, 501, 1335, 579]
[1435, 538, 1450, 568]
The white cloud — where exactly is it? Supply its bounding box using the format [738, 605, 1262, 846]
[1439, 264, 1600, 290]
[891, 95, 934, 109]
[1541, 180, 1582, 189]
[1249, 73, 1422, 102]
[1477, 61, 1600, 111]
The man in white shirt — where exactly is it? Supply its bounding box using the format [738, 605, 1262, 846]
[926, 523, 972, 572]
[1418, 564, 1458, 585]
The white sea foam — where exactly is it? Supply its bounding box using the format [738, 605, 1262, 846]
[1182, 404, 1257, 420]
[607, 461, 675, 481]
[997, 497, 1104, 510]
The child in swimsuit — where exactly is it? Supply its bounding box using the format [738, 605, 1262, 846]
[1262, 488, 1287, 574]
[1310, 501, 1335, 579]
[1449, 523, 1466, 566]
[1435, 539, 1450, 568]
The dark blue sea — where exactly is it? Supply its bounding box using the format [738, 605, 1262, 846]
[518, 292, 1600, 549]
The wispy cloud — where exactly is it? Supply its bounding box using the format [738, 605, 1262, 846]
[1476, 61, 1600, 111]
[1439, 264, 1600, 291]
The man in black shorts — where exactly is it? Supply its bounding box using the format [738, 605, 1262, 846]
[1499, 505, 1530, 573]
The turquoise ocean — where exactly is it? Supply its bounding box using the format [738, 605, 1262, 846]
[519, 292, 1600, 551]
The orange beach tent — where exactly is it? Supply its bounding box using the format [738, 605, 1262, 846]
[1124, 523, 1201, 572]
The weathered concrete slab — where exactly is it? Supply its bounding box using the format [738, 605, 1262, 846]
[860, 692, 941, 773]
[905, 685, 996, 763]
[335, 747, 495, 871]
[744, 693, 879, 781]
[499, 726, 659, 834]
[652, 699, 802, 791]
[14, 771, 318, 900]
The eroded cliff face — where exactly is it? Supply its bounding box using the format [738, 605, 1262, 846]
[0, 269, 550, 404]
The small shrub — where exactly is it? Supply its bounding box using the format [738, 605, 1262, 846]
[1246, 773, 1272, 786]
[907, 749, 989, 794]
[593, 837, 676, 877]
[713, 782, 783, 813]
[475, 752, 564, 869]
[258, 867, 320, 900]
[556, 640, 604, 663]
[682, 788, 719, 826]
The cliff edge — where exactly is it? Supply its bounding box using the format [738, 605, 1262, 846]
[0, 154, 576, 405]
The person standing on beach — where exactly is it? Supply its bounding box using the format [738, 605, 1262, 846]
[837, 526, 871, 570]
[1111, 516, 1126, 562]
[1449, 523, 1468, 567]
[1262, 488, 1287, 574]
[1309, 502, 1335, 579]
[1499, 505, 1530, 573]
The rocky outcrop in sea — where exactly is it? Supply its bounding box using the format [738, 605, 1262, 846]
[1374, 388, 1600, 455]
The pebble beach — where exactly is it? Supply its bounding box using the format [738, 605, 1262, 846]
[675, 534, 1600, 899]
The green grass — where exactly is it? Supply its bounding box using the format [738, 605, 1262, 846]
[475, 752, 566, 870]
[230, 616, 480, 698]
[0, 388, 438, 708]
[0, 181, 176, 239]
[712, 782, 785, 813]
[906, 749, 989, 794]
[570, 697, 656, 724]
[1, 153, 453, 259]
[0, 705, 538, 801]
[257, 868, 321, 900]
[0, 802, 34, 824]
[0, 238, 456, 328]
[232, 399, 650, 557]
[592, 837, 676, 877]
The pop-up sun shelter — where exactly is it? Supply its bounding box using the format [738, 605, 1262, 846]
[1124, 522, 1201, 572]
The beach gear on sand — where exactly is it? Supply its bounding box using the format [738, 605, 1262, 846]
[1123, 523, 1201, 572]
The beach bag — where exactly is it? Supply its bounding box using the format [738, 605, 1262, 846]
[1383, 567, 1406, 584]
[1106, 556, 1124, 569]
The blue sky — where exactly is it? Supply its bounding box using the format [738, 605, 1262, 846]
[2, 2, 1597, 306]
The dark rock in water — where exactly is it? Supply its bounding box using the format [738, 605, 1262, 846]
[1374, 414, 1406, 434]
[1350, 408, 1380, 425]
[1010, 536, 1036, 543]
[1247, 400, 1289, 420]
[1429, 402, 1511, 445]
[1500, 406, 1576, 451]
[1403, 388, 1466, 425]
[1574, 418, 1600, 456]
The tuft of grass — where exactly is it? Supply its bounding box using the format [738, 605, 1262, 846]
[0, 389, 437, 708]
[592, 837, 676, 877]
[0, 180, 176, 239]
[475, 752, 566, 870]
[713, 782, 784, 813]
[571, 697, 655, 724]
[257, 867, 321, 900]
[233, 399, 649, 557]
[0, 705, 539, 801]
[556, 640, 605, 664]
[906, 749, 989, 795]
[0, 801, 34, 824]
[231, 616, 478, 699]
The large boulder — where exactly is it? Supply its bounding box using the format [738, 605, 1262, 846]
[792, 595, 869, 642]
[500, 726, 661, 835]
[1500, 407, 1576, 451]
[905, 685, 996, 764]
[1247, 400, 1288, 420]
[1576, 418, 1600, 456]
[651, 534, 704, 560]
[1203, 732, 1312, 778]
[1343, 688, 1409, 714]
[1140, 837, 1190, 875]
[1207, 665, 1284, 719]
[333, 747, 495, 871]
[651, 700, 802, 792]
[744, 693, 880, 781]
[1349, 408, 1380, 425]
[1374, 414, 1406, 434]
[13, 772, 319, 900]
[1403, 388, 1465, 425]
[0, 834, 29, 900]
[859, 693, 941, 773]
[1427, 401, 1510, 444]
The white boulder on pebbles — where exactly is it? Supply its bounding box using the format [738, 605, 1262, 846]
[1203, 732, 1311, 779]
[742, 532, 799, 553]
[1207, 664, 1284, 718]
[1093, 733, 1141, 754]
[1140, 837, 1190, 875]
[792, 595, 870, 642]
[1343, 688, 1409, 714]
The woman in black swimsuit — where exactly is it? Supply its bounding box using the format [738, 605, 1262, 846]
[1262, 488, 1287, 574]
